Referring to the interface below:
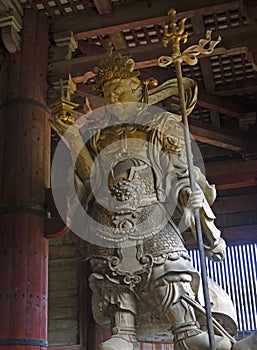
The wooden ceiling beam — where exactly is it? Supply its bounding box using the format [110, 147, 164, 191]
[109, 32, 127, 50]
[212, 192, 257, 214]
[92, 0, 112, 15]
[205, 159, 257, 189]
[189, 119, 248, 152]
[50, 0, 240, 35]
[197, 89, 255, 117]
[215, 80, 257, 96]
[73, 5, 251, 43]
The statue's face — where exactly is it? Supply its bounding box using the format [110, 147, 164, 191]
[103, 78, 143, 117]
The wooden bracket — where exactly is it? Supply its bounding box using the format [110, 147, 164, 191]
[0, 0, 23, 53]
[52, 31, 78, 60]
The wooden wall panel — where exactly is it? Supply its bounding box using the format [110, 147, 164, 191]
[48, 259, 79, 346]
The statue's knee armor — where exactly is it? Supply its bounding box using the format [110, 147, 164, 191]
[146, 275, 195, 314]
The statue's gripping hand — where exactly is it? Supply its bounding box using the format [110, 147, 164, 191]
[179, 188, 204, 227]
[179, 187, 226, 262]
[187, 189, 204, 209]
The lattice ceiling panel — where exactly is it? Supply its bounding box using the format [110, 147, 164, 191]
[203, 7, 248, 31]
[19, 0, 144, 16]
[191, 106, 211, 123]
[83, 20, 193, 50]
[122, 25, 163, 48]
[211, 53, 257, 88]
[181, 62, 204, 85]
[85, 34, 108, 47]
[19, 0, 95, 17]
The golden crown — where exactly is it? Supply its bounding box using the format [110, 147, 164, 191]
[92, 43, 140, 89]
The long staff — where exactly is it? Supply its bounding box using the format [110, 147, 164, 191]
[158, 9, 221, 350]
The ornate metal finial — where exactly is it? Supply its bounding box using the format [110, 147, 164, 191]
[158, 9, 221, 68]
[92, 43, 140, 89]
[162, 9, 188, 60]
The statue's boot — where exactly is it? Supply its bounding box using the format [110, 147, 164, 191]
[172, 323, 232, 350]
[97, 311, 139, 350]
[165, 300, 232, 350]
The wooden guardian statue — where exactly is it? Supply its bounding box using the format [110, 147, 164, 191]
[50, 46, 240, 350]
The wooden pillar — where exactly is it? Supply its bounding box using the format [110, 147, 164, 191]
[0, 9, 50, 350]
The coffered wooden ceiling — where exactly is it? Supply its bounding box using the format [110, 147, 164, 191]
[11, 0, 257, 244]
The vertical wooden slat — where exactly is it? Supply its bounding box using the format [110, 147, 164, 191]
[79, 262, 86, 349]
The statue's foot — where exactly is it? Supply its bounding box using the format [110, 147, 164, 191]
[97, 335, 139, 350]
[174, 331, 232, 350]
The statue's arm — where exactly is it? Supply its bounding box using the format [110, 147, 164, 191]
[177, 170, 226, 261]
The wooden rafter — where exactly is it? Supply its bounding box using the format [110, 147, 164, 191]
[191, 15, 221, 126]
[109, 32, 127, 50]
[197, 89, 256, 117]
[189, 119, 249, 153]
[215, 80, 257, 96]
[93, 0, 111, 15]
[206, 159, 257, 189]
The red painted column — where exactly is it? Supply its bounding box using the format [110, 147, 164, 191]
[0, 9, 50, 350]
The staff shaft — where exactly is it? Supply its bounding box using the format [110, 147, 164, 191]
[175, 60, 216, 350]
